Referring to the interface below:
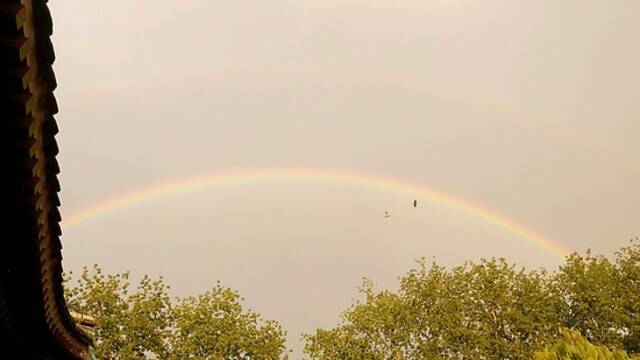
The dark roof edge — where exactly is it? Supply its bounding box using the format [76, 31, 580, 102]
[1, 0, 92, 358]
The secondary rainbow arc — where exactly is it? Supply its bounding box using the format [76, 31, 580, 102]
[62, 168, 570, 259]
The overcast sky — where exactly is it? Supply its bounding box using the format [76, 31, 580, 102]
[50, 0, 639, 356]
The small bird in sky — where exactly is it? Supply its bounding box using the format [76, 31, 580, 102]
[413, 200, 418, 208]
[384, 211, 391, 218]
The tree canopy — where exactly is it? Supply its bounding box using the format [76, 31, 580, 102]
[534, 328, 633, 360]
[64, 267, 288, 359]
[63, 239, 639, 359]
[304, 239, 640, 359]
[169, 283, 287, 359]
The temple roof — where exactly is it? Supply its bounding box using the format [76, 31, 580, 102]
[1, 0, 92, 358]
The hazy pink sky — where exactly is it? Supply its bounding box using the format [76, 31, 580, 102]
[50, 0, 639, 355]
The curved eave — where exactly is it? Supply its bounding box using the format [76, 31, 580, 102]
[1, 0, 92, 358]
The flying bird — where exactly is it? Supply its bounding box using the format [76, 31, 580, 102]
[413, 200, 418, 208]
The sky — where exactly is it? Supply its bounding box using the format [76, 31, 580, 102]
[50, 0, 639, 356]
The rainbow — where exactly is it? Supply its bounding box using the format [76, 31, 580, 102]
[62, 168, 570, 259]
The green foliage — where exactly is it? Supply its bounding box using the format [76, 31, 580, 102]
[616, 238, 640, 353]
[554, 238, 640, 352]
[303, 259, 562, 359]
[556, 251, 624, 347]
[64, 266, 288, 359]
[65, 265, 172, 359]
[304, 240, 640, 359]
[64, 240, 640, 359]
[169, 282, 288, 359]
[534, 328, 631, 360]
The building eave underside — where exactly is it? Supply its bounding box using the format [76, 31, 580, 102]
[1, 0, 92, 358]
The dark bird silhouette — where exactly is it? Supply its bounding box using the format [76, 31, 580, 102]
[413, 200, 418, 208]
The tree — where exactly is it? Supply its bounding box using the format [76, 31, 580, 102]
[169, 282, 288, 359]
[66, 241, 639, 359]
[64, 266, 288, 359]
[554, 239, 640, 352]
[555, 250, 624, 348]
[303, 279, 413, 359]
[534, 328, 632, 360]
[304, 258, 563, 359]
[64, 265, 173, 359]
[616, 238, 640, 353]
[304, 242, 640, 359]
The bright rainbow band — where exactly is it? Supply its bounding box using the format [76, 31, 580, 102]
[63, 168, 570, 259]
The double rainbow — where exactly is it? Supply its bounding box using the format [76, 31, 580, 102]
[63, 168, 570, 259]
